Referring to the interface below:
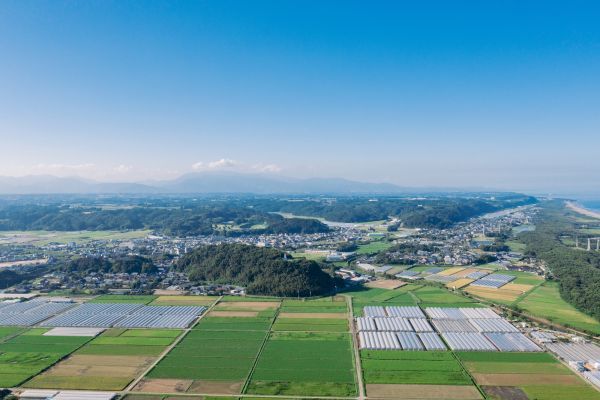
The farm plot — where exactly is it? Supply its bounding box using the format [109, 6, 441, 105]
[149, 296, 217, 306]
[89, 295, 157, 304]
[25, 328, 181, 390]
[0, 329, 91, 388]
[146, 329, 268, 395]
[350, 287, 420, 316]
[361, 350, 473, 386]
[279, 298, 347, 314]
[515, 282, 600, 334]
[272, 317, 348, 332]
[247, 331, 356, 397]
[457, 351, 600, 400]
[412, 286, 477, 307]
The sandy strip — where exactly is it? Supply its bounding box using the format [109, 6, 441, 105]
[366, 280, 407, 289]
[566, 201, 600, 220]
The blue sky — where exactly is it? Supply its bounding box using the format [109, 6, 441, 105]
[1, 1, 599, 194]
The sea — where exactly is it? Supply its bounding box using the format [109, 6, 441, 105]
[580, 200, 600, 213]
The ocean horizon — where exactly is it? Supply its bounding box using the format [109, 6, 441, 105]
[580, 200, 600, 212]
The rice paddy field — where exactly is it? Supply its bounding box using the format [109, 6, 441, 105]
[2, 289, 600, 399]
[25, 328, 182, 390]
[457, 351, 600, 400]
[0, 328, 91, 388]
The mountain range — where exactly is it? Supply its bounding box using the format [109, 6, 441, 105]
[0, 172, 426, 194]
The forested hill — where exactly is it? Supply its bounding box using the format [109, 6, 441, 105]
[519, 202, 600, 323]
[0, 203, 329, 236]
[175, 244, 338, 296]
[255, 194, 537, 227]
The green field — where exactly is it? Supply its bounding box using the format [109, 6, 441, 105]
[26, 328, 181, 391]
[272, 318, 348, 332]
[88, 294, 157, 304]
[247, 331, 356, 396]
[355, 240, 393, 255]
[0, 230, 151, 246]
[195, 316, 274, 331]
[516, 282, 600, 334]
[458, 351, 600, 400]
[148, 329, 267, 382]
[360, 351, 472, 385]
[0, 329, 90, 388]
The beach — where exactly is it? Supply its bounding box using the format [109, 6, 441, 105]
[566, 201, 600, 220]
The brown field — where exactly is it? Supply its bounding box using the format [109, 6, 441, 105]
[438, 267, 465, 276]
[473, 373, 582, 386]
[366, 280, 407, 289]
[501, 283, 535, 293]
[68, 355, 154, 366]
[277, 312, 347, 319]
[465, 287, 518, 302]
[209, 311, 259, 317]
[446, 278, 474, 289]
[450, 268, 480, 278]
[45, 364, 140, 377]
[366, 384, 482, 399]
[45, 355, 153, 376]
[465, 284, 534, 303]
[187, 380, 243, 394]
[215, 301, 279, 310]
[482, 386, 528, 400]
[134, 378, 193, 393]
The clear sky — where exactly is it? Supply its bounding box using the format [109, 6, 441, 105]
[1, 1, 599, 194]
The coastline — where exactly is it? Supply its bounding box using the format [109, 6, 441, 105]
[565, 201, 600, 220]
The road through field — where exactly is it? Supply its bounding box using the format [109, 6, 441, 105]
[347, 295, 365, 400]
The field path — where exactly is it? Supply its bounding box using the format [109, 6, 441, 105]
[124, 295, 223, 392]
[347, 295, 365, 400]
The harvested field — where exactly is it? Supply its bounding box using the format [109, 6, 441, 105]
[366, 280, 407, 289]
[437, 267, 465, 276]
[472, 373, 582, 386]
[133, 378, 192, 393]
[502, 283, 535, 293]
[366, 384, 482, 399]
[209, 311, 259, 317]
[67, 355, 154, 367]
[277, 312, 346, 319]
[446, 278, 474, 289]
[465, 286, 523, 303]
[451, 268, 480, 278]
[216, 301, 279, 310]
[187, 379, 244, 394]
[482, 386, 528, 400]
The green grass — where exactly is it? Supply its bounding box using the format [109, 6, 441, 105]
[88, 294, 156, 304]
[119, 329, 182, 338]
[456, 352, 557, 363]
[0, 330, 92, 388]
[272, 318, 348, 332]
[0, 327, 22, 341]
[499, 270, 544, 285]
[149, 328, 267, 381]
[247, 331, 356, 396]
[412, 286, 474, 304]
[516, 282, 600, 334]
[522, 385, 600, 400]
[195, 316, 273, 331]
[360, 350, 472, 385]
[506, 240, 527, 252]
[355, 240, 393, 255]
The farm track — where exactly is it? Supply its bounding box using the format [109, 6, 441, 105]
[347, 295, 365, 400]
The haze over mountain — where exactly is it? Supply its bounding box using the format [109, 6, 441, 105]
[0, 172, 422, 195]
